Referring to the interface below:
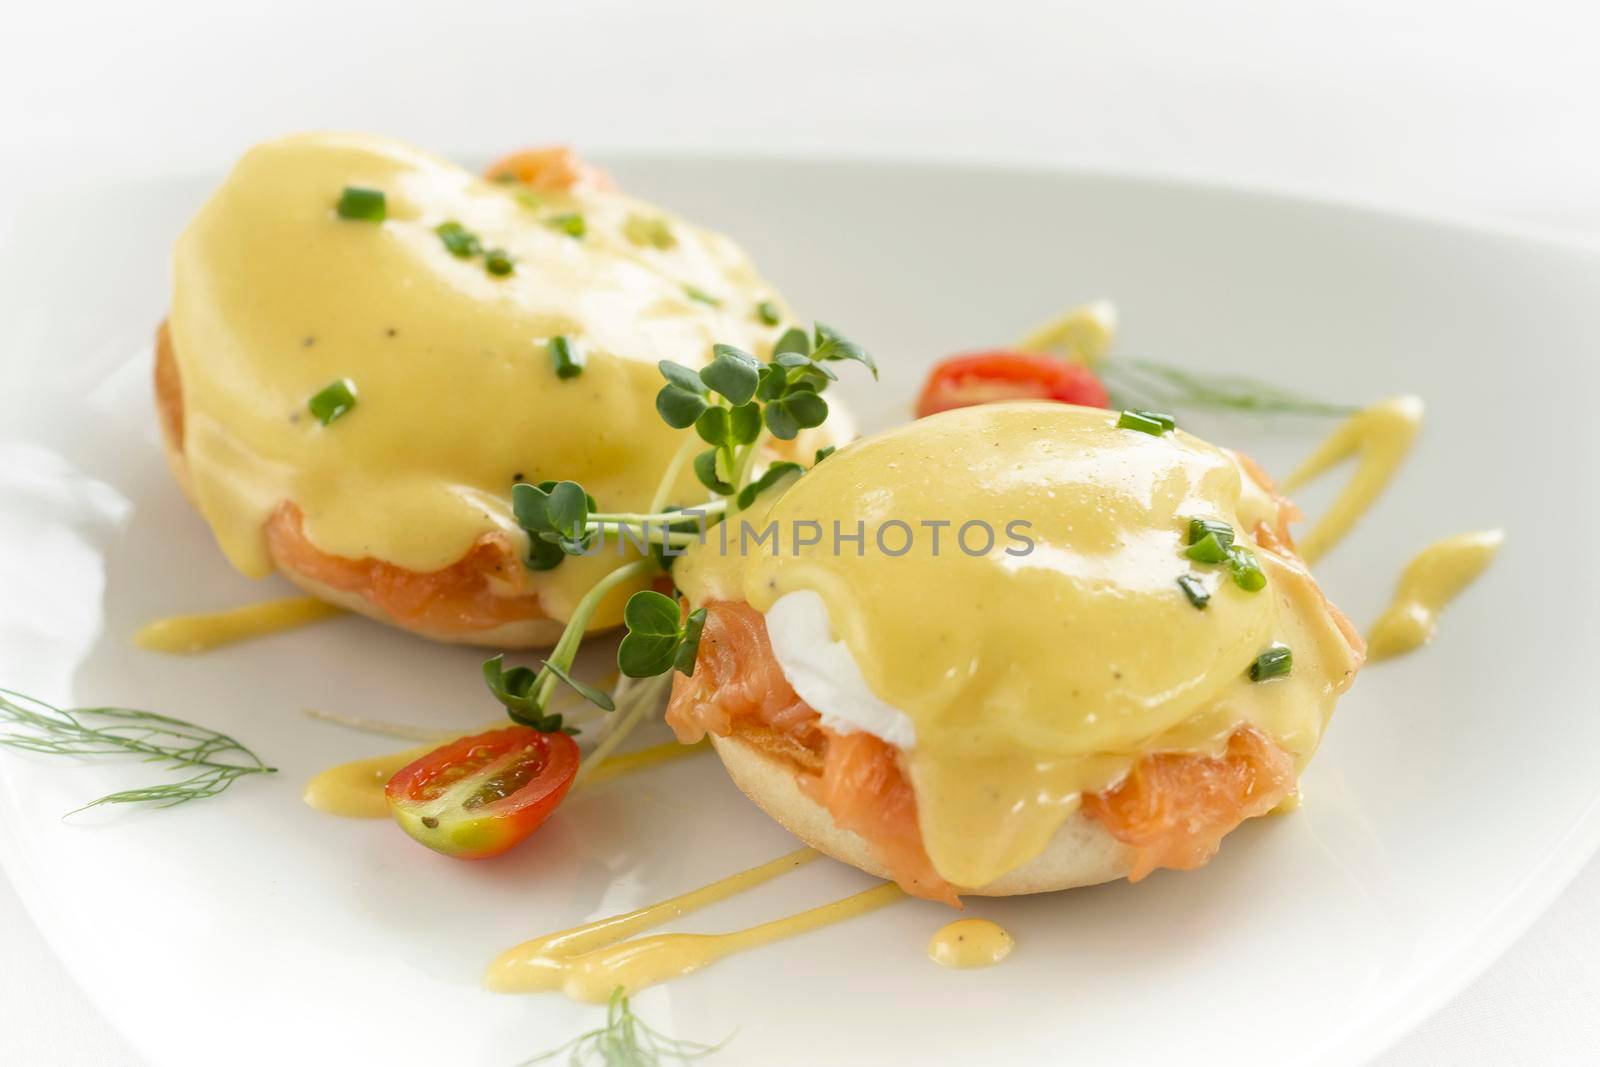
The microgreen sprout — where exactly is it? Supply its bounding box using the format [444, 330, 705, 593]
[618, 591, 707, 679]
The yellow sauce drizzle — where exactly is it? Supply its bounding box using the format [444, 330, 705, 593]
[302, 741, 440, 818]
[580, 739, 710, 786]
[1015, 300, 1116, 366]
[487, 848, 904, 1001]
[133, 596, 343, 654]
[1367, 530, 1504, 662]
[304, 735, 709, 818]
[1280, 396, 1424, 563]
[927, 918, 1014, 969]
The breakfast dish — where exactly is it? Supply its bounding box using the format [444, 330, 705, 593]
[666, 402, 1365, 902]
[0, 145, 1554, 1067]
[157, 132, 841, 647]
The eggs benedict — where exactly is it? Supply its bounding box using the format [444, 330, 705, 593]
[157, 132, 839, 647]
[665, 403, 1365, 903]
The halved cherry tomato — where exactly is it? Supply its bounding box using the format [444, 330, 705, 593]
[914, 350, 1110, 418]
[385, 726, 579, 859]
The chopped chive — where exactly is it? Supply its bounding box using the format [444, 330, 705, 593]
[1185, 531, 1230, 564]
[484, 248, 514, 276]
[513, 188, 544, 211]
[1248, 644, 1293, 681]
[1186, 518, 1235, 549]
[1116, 409, 1176, 436]
[684, 285, 721, 307]
[434, 220, 480, 257]
[335, 186, 386, 222]
[623, 214, 676, 249]
[308, 378, 357, 425]
[1177, 573, 1210, 610]
[756, 300, 782, 326]
[491, 172, 521, 185]
[549, 335, 584, 380]
[1228, 546, 1268, 591]
[545, 213, 586, 239]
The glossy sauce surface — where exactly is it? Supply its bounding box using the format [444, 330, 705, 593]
[928, 918, 1015, 968]
[133, 596, 343, 653]
[1368, 530, 1503, 661]
[680, 403, 1364, 888]
[170, 132, 783, 623]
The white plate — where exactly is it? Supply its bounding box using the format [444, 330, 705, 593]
[2, 157, 1598, 1067]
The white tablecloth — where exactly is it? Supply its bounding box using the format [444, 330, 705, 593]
[3, 2, 1597, 1063]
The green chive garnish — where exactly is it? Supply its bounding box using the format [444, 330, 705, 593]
[308, 378, 357, 425]
[1248, 644, 1293, 681]
[484, 249, 514, 277]
[1228, 546, 1267, 591]
[549, 336, 583, 380]
[756, 301, 782, 326]
[434, 220, 481, 258]
[1177, 574, 1210, 610]
[1185, 532, 1231, 564]
[684, 285, 721, 307]
[1186, 518, 1235, 549]
[1116, 409, 1177, 436]
[623, 214, 676, 249]
[335, 186, 386, 222]
[545, 213, 586, 238]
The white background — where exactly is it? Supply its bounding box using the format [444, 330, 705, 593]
[2, 2, 1597, 1063]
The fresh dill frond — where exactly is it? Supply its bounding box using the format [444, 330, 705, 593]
[0, 688, 275, 814]
[520, 987, 729, 1066]
[1102, 358, 1356, 417]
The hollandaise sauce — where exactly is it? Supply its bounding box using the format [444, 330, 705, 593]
[927, 919, 1014, 968]
[168, 132, 784, 626]
[487, 848, 904, 1001]
[675, 403, 1365, 889]
[1281, 396, 1424, 563]
[304, 735, 708, 818]
[133, 596, 343, 653]
[1368, 530, 1503, 661]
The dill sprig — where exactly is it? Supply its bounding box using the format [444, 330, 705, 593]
[1101, 357, 1356, 417]
[0, 688, 275, 814]
[520, 987, 729, 1066]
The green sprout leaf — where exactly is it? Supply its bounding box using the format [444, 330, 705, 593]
[545, 481, 590, 540]
[701, 345, 761, 406]
[540, 660, 616, 712]
[813, 445, 836, 465]
[728, 402, 761, 445]
[656, 360, 710, 428]
[618, 591, 687, 678]
[764, 391, 828, 440]
[674, 608, 707, 677]
[695, 406, 730, 446]
[735, 461, 804, 509]
[693, 449, 736, 494]
[482, 654, 541, 718]
[755, 363, 789, 402]
[810, 322, 877, 379]
[773, 327, 810, 357]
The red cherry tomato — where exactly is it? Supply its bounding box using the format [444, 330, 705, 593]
[914, 350, 1110, 418]
[385, 726, 579, 860]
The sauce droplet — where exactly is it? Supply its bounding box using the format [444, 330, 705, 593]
[1368, 530, 1503, 661]
[928, 918, 1014, 969]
